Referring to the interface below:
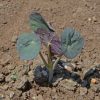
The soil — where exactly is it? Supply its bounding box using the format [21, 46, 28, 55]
[0, 0, 100, 100]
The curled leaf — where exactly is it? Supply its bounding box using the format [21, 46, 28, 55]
[61, 28, 84, 59]
[29, 12, 54, 32]
[16, 32, 41, 60]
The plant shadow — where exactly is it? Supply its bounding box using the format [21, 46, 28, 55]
[34, 61, 100, 88]
[53, 63, 100, 89]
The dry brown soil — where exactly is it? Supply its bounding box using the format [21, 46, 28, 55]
[0, 0, 100, 100]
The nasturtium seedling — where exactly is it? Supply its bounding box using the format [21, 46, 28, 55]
[16, 12, 84, 84]
[16, 32, 41, 60]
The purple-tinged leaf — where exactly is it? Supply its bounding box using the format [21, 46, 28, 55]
[36, 28, 62, 55]
[35, 28, 54, 44]
[50, 36, 62, 55]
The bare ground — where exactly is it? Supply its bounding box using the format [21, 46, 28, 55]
[0, 0, 100, 100]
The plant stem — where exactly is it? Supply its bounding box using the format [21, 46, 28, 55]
[53, 55, 62, 70]
[39, 52, 48, 67]
[47, 43, 52, 68]
[48, 69, 53, 83]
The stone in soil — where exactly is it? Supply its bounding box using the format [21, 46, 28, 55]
[0, 73, 5, 82]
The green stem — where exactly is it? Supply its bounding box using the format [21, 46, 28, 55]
[48, 69, 53, 83]
[47, 43, 52, 68]
[39, 52, 48, 67]
[53, 55, 62, 70]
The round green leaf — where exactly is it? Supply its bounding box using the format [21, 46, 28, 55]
[61, 28, 84, 59]
[16, 32, 41, 60]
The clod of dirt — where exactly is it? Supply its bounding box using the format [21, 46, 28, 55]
[1, 67, 10, 75]
[0, 73, 5, 82]
[1, 84, 9, 90]
[83, 68, 96, 80]
[0, 46, 9, 52]
[37, 95, 44, 100]
[0, 54, 12, 66]
[22, 65, 30, 75]
[59, 79, 78, 91]
[81, 80, 88, 87]
[15, 76, 32, 91]
[22, 92, 30, 100]
[90, 83, 100, 93]
[51, 88, 58, 100]
[34, 66, 49, 85]
[52, 77, 63, 86]
[5, 74, 11, 83]
[79, 87, 88, 95]
[6, 64, 16, 71]
[95, 96, 100, 100]
[28, 70, 34, 83]
[71, 72, 80, 81]
[0, 94, 4, 100]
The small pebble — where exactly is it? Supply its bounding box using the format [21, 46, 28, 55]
[88, 18, 92, 22]
[64, 65, 72, 72]
[11, 35, 18, 43]
[91, 78, 97, 84]
[9, 91, 15, 99]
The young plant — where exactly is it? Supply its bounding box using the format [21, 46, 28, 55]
[16, 12, 84, 83]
